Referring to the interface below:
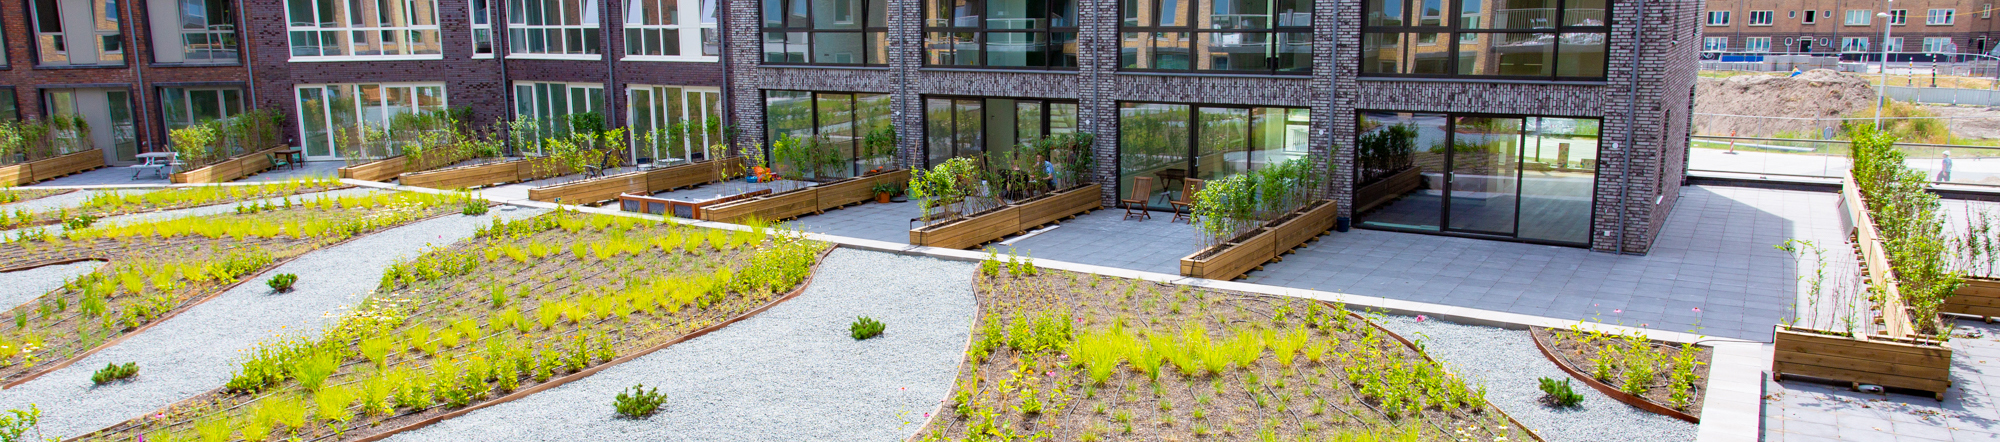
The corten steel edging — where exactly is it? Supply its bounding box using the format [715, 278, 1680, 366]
[0, 257, 107, 274]
[1365, 307, 1548, 442]
[3, 211, 450, 390]
[1529, 328, 1701, 424]
[896, 275, 987, 442]
[0, 184, 362, 233]
[343, 245, 839, 442]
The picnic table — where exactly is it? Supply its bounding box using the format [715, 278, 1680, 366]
[129, 152, 178, 179]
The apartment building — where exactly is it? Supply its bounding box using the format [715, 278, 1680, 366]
[723, 0, 1699, 254]
[1700, 0, 2000, 56]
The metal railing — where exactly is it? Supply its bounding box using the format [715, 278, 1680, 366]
[1689, 134, 2000, 187]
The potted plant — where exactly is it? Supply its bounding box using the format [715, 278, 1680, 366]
[871, 182, 901, 203]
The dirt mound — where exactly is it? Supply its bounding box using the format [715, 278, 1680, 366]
[1694, 69, 1877, 137]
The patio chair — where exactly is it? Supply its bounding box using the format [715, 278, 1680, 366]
[1122, 176, 1154, 221]
[1169, 178, 1204, 223]
[266, 152, 291, 170]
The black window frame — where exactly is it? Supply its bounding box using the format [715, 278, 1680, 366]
[1113, 100, 1313, 211]
[921, 0, 1079, 70]
[920, 94, 1079, 167]
[1116, 0, 1313, 75]
[1350, 109, 1604, 247]
[1359, 0, 1610, 81]
[759, 0, 888, 66]
[762, 89, 896, 177]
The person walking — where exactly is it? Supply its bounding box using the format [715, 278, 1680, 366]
[1940, 151, 1954, 183]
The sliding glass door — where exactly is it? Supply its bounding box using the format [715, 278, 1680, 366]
[922, 96, 1078, 168]
[1118, 101, 1310, 211]
[1353, 111, 1598, 246]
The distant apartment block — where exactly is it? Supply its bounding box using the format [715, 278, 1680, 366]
[1700, 0, 2000, 56]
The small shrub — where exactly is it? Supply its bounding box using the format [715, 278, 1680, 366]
[266, 273, 298, 293]
[1538, 377, 1583, 407]
[62, 214, 97, 230]
[462, 198, 490, 216]
[850, 316, 886, 340]
[614, 384, 667, 418]
[90, 362, 139, 385]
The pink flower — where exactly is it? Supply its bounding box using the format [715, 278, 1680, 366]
[1416, 315, 1427, 322]
[1692, 307, 1702, 313]
[1614, 309, 1623, 314]
[925, 413, 931, 418]
[1641, 323, 1649, 327]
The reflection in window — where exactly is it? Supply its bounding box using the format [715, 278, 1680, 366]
[1119, 0, 1310, 74]
[923, 0, 1077, 69]
[625, 0, 719, 57]
[1361, 0, 1607, 79]
[763, 90, 894, 177]
[160, 87, 244, 132]
[923, 96, 1077, 167]
[507, 0, 600, 56]
[514, 82, 605, 150]
[150, 0, 237, 63]
[287, 0, 442, 58]
[760, 0, 886, 64]
[1353, 111, 1598, 245]
[628, 85, 723, 164]
[1118, 102, 1308, 210]
[33, 0, 125, 65]
[295, 83, 448, 158]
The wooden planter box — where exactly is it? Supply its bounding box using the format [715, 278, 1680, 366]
[171, 145, 284, 184]
[399, 158, 571, 190]
[338, 155, 408, 182]
[1354, 167, 1423, 214]
[816, 169, 909, 212]
[529, 158, 748, 205]
[0, 150, 107, 185]
[1772, 325, 1952, 399]
[908, 184, 1103, 249]
[700, 185, 821, 224]
[1947, 276, 2000, 320]
[1179, 199, 1340, 281]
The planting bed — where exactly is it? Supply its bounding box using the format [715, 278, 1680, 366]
[0, 261, 102, 311]
[0, 188, 74, 205]
[82, 211, 826, 441]
[1529, 327, 1710, 422]
[0, 191, 468, 387]
[0, 178, 346, 231]
[912, 261, 1532, 441]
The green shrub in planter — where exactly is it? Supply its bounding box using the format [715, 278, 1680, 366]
[1538, 377, 1583, 407]
[62, 214, 97, 231]
[91, 362, 138, 385]
[462, 197, 489, 216]
[267, 273, 298, 293]
[851, 316, 886, 340]
[614, 384, 667, 418]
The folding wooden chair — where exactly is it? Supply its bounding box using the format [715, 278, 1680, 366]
[1122, 176, 1154, 221]
[1169, 178, 1204, 223]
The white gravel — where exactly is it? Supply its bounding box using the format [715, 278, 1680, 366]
[1374, 315, 1698, 442]
[0, 261, 103, 311]
[387, 248, 978, 442]
[0, 187, 382, 240]
[0, 204, 547, 438]
[0, 190, 105, 213]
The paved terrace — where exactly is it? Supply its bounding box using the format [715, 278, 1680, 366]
[27, 160, 343, 186]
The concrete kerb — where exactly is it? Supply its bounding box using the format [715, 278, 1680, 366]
[344, 178, 1764, 442]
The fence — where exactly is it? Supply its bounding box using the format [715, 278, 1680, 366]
[1688, 135, 2000, 187]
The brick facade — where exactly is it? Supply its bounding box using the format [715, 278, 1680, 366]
[1701, 0, 2000, 55]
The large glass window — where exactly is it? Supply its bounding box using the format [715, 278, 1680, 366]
[628, 85, 722, 164]
[1117, 101, 1308, 210]
[1119, 0, 1310, 74]
[160, 87, 243, 132]
[764, 90, 893, 177]
[286, 0, 441, 58]
[0, 89, 18, 121]
[34, 0, 125, 66]
[923, 0, 1077, 69]
[507, 0, 600, 56]
[148, 0, 237, 63]
[1361, 0, 1607, 79]
[43, 89, 137, 162]
[1352, 111, 1598, 246]
[513, 82, 605, 148]
[295, 83, 447, 159]
[924, 96, 1076, 167]
[625, 0, 719, 58]
[471, 0, 494, 55]
[760, 0, 887, 65]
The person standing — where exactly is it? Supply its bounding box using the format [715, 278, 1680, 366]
[1940, 151, 1954, 183]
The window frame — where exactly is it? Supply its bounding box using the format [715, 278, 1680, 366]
[1360, 0, 1611, 81]
[1115, 0, 1309, 75]
[153, 0, 241, 64]
[923, 0, 1080, 70]
[1702, 36, 1727, 51]
[1802, 10, 1816, 24]
[1706, 10, 1729, 25]
[622, 0, 720, 61]
[1747, 10, 1772, 25]
[1927, 8, 1955, 25]
[758, 0, 888, 66]
[506, 0, 603, 59]
[626, 84, 723, 164]
[32, 0, 129, 66]
[292, 82, 449, 160]
[920, 94, 1079, 167]
[1840, 36, 1868, 52]
[1889, 9, 1907, 25]
[1115, 99, 1312, 212]
[1922, 36, 1954, 53]
[762, 89, 898, 177]
[511, 81, 606, 152]
[470, 0, 494, 57]
[284, 0, 444, 61]
[1843, 9, 1870, 25]
[1746, 36, 1771, 52]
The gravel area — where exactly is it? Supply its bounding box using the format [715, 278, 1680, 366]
[1374, 315, 1698, 442]
[0, 204, 547, 438]
[0, 187, 381, 240]
[1, 190, 105, 213]
[0, 261, 102, 311]
[387, 248, 978, 442]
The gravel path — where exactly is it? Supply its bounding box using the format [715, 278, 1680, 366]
[387, 248, 978, 442]
[0, 261, 103, 311]
[1, 190, 105, 213]
[0, 187, 381, 240]
[0, 204, 547, 438]
[1374, 315, 1698, 442]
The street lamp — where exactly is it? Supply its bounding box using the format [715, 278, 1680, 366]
[1876, 7, 1894, 129]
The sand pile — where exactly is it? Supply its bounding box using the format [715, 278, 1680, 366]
[1694, 69, 1877, 137]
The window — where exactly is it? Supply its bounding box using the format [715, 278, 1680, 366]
[149, 0, 237, 63]
[160, 87, 242, 132]
[1116, 0, 1308, 74]
[471, 0, 493, 55]
[1803, 10, 1815, 23]
[286, 0, 442, 59]
[1746, 36, 1771, 52]
[628, 85, 723, 164]
[1706, 10, 1728, 25]
[922, 96, 1076, 167]
[1353, 111, 1599, 245]
[1886, 36, 1902, 52]
[1362, 0, 1609, 79]
[1923, 36, 1955, 53]
[508, 0, 601, 57]
[1927, 8, 1954, 25]
[765, 90, 895, 178]
[1748, 10, 1772, 25]
[513, 82, 605, 147]
[295, 83, 446, 159]
[1889, 9, 1906, 24]
[0, 89, 17, 121]
[625, 0, 720, 58]
[760, 0, 887, 65]
[925, 0, 1078, 69]
[45, 89, 137, 161]
[33, 0, 125, 65]
[1844, 9, 1870, 25]
[1702, 36, 1727, 51]
[1119, 102, 1307, 211]
[1984, 4, 1992, 18]
[1841, 36, 1868, 52]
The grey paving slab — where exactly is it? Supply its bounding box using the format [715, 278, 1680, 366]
[787, 199, 921, 244]
[1764, 320, 2000, 442]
